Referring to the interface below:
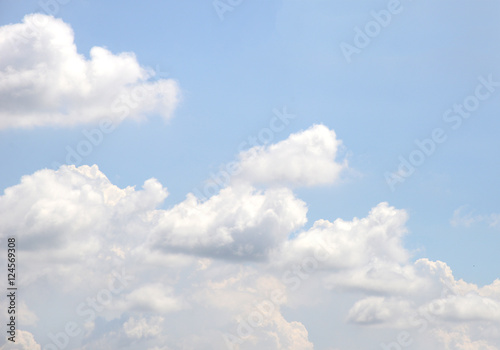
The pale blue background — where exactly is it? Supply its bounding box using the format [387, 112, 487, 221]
[1, 0, 500, 287]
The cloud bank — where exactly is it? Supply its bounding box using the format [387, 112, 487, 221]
[0, 125, 499, 349]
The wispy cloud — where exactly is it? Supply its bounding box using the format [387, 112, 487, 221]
[451, 206, 500, 229]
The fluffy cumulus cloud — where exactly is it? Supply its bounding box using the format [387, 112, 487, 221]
[346, 297, 413, 325]
[150, 184, 307, 260]
[1, 126, 500, 349]
[0, 14, 180, 129]
[0, 164, 168, 289]
[234, 124, 347, 187]
[274, 202, 409, 271]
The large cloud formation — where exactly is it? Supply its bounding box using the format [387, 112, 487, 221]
[0, 14, 180, 129]
[0, 125, 499, 349]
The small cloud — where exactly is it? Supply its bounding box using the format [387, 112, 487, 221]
[450, 206, 500, 229]
[450, 206, 484, 228]
[233, 124, 348, 187]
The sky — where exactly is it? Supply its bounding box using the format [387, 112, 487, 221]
[0, 0, 500, 349]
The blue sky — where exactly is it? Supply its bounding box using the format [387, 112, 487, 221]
[1, 1, 500, 349]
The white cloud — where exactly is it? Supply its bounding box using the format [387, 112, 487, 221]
[0, 330, 41, 350]
[437, 294, 500, 322]
[151, 183, 307, 260]
[119, 284, 184, 314]
[0, 14, 180, 129]
[431, 327, 499, 350]
[346, 297, 413, 325]
[0, 132, 499, 348]
[18, 301, 39, 327]
[0, 164, 168, 289]
[123, 316, 164, 339]
[274, 202, 409, 272]
[195, 266, 313, 350]
[233, 124, 347, 187]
